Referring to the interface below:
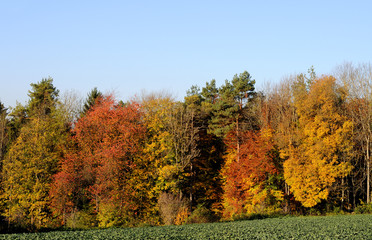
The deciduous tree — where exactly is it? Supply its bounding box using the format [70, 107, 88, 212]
[335, 62, 372, 204]
[222, 128, 282, 218]
[1, 78, 67, 229]
[51, 95, 146, 227]
[283, 75, 353, 207]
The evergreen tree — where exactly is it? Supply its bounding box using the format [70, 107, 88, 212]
[209, 71, 256, 162]
[28, 77, 59, 117]
[209, 71, 256, 138]
[82, 87, 102, 115]
[0, 101, 8, 162]
[201, 79, 218, 104]
[184, 88, 225, 216]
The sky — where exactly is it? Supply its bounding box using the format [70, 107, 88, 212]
[1, 0, 371, 108]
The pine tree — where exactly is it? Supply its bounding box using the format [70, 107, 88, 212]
[28, 77, 59, 117]
[82, 87, 102, 115]
[0, 101, 8, 162]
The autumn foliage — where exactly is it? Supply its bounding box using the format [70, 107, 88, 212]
[2, 67, 372, 230]
[283, 76, 353, 207]
[50, 95, 146, 227]
[222, 128, 283, 218]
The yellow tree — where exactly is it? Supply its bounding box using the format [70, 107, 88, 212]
[1, 78, 67, 229]
[140, 92, 200, 225]
[283, 75, 353, 207]
[139, 93, 176, 224]
[261, 76, 300, 212]
[2, 111, 67, 228]
[140, 93, 174, 191]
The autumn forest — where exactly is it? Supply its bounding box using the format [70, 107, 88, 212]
[1, 62, 372, 231]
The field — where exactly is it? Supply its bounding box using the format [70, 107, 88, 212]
[1, 214, 371, 239]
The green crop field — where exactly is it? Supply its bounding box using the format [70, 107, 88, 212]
[1, 214, 371, 239]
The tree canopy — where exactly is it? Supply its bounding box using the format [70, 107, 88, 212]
[1, 66, 372, 230]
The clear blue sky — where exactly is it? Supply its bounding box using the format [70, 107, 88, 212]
[1, 0, 371, 108]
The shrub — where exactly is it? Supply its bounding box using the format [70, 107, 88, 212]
[355, 202, 372, 214]
[230, 209, 285, 222]
[65, 210, 97, 229]
[325, 206, 345, 216]
[97, 202, 121, 228]
[186, 204, 217, 224]
[174, 206, 190, 225]
[308, 208, 322, 216]
[158, 192, 189, 225]
[231, 212, 268, 221]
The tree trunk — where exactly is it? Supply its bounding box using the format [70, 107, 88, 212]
[0, 116, 5, 160]
[189, 162, 193, 214]
[63, 206, 66, 226]
[367, 137, 370, 204]
[236, 117, 240, 162]
[341, 177, 345, 210]
[284, 182, 291, 213]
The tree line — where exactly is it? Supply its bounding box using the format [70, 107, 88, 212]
[0, 62, 371, 231]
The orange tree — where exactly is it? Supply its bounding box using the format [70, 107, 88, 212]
[221, 128, 283, 218]
[51, 95, 146, 227]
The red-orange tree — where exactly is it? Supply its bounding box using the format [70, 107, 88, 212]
[221, 128, 283, 218]
[51, 95, 146, 227]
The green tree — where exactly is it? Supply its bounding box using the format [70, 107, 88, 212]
[200, 79, 218, 118]
[82, 87, 103, 115]
[0, 101, 8, 163]
[0, 101, 9, 229]
[7, 104, 27, 143]
[184, 88, 225, 216]
[28, 77, 59, 117]
[201, 80, 218, 104]
[209, 71, 256, 162]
